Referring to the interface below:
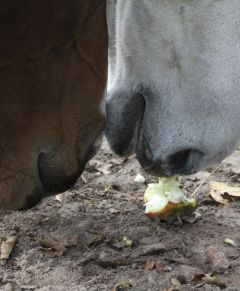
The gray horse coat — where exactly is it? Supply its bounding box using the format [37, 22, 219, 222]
[106, 0, 240, 176]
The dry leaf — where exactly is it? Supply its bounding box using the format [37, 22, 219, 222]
[88, 160, 112, 175]
[4, 283, 14, 291]
[210, 181, 240, 204]
[86, 233, 104, 248]
[113, 281, 136, 291]
[145, 257, 155, 271]
[206, 245, 230, 271]
[132, 243, 166, 259]
[37, 239, 67, 258]
[0, 236, 17, 261]
[55, 192, 68, 204]
[111, 157, 127, 165]
[19, 285, 36, 290]
[97, 164, 112, 175]
[171, 278, 181, 287]
[145, 257, 169, 273]
[191, 273, 206, 285]
[81, 174, 88, 183]
[97, 257, 132, 268]
[155, 260, 169, 273]
[191, 273, 227, 288]
[164, 288, 181, 291]
[202, 275, 227, 288]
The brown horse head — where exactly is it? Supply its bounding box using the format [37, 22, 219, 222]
[0, 0, 108, 210]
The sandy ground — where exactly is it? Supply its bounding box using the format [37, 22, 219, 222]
[0, 140, 240, 291]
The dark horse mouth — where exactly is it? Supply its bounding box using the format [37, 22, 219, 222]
[20, 130, 104, 211]
[19, 189, 44, 210]
[37, 135, 104, 197]
[137, 134, 204, 177]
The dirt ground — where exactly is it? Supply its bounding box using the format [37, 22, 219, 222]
[0, 139, 240, 291]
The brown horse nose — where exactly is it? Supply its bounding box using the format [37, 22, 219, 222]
[37, 133, 103, 195]
[37, 152, 81, 194]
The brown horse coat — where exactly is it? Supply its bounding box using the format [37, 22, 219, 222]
[0, 0, 108, 210]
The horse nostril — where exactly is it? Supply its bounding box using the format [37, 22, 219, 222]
[167, 149, 203, 174]
[37, 152, 80, 194]
[168, 149, 192, 171]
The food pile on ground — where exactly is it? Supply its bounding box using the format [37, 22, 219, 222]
[144, 177, 197, 223]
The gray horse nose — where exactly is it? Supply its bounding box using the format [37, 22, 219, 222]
[137, 139, 204, 176]
[167, 149, 203, 174]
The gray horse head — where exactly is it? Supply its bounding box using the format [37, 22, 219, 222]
[106, 0, 240, 176]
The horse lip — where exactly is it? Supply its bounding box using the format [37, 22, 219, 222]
[142, 162, 198, 177]
[137, 144, 204, 177]
[19, 189, 44, 210]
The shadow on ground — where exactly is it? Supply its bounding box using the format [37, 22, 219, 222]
[0, 140, 240, 291]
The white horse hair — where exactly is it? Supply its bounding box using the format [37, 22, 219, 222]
[106, 0, 240, 176]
